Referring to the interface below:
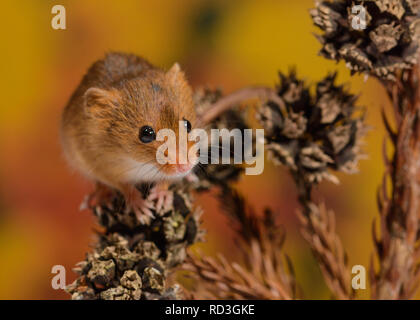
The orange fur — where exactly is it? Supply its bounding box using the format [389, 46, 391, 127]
[60, 52, 197, 193]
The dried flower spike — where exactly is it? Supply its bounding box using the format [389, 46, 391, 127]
[257, 70, 367, 185]
[311, 0, 420, 80]
[184, 188, 297, 300]
[66, 183, 204, 300]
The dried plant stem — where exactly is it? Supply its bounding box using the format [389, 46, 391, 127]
[372, 64, 420, 299]
[183, 188, 297, 300]
[184, 251, 293, 300]
[198, 87, 285, 125]
[294, 174, 354, 300]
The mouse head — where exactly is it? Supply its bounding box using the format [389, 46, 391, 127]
[84, 63, 199, 182]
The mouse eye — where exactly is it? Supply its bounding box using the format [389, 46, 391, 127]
[183, 118, 192, 133]
[139, 126, 156, 143]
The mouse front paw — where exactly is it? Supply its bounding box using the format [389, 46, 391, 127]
[122, 186, 155, 225]
[148, 185, 174, 215]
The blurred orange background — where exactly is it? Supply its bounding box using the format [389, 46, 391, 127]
[0, 0, 391, 299]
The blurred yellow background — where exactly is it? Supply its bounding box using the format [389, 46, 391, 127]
[0, 0, 390, 299]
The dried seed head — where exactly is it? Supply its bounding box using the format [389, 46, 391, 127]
[311, 0, 420, 80]
[87, 259, 116, 287]
[142, 266, 165, 293]
[67, 183, 204, 300]
[163, 211, 187, 242]
[134, 241, 161, 260]
[257, 71, 367, 185]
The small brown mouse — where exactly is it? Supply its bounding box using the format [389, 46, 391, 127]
[60, 52, 198, 224]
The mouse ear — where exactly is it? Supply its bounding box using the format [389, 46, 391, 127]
[84, 87, 121, 109]
[166, 62, 186, 86]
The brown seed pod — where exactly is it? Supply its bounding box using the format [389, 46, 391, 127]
[257, 70, 367, 185]
[310, 0, 420, 80]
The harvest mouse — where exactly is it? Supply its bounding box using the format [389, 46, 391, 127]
[60, 52, 198, 224]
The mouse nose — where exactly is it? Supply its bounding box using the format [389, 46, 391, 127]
[176, 163, 193, 173]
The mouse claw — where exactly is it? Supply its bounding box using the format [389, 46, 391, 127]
[133, 207, 154, 225]
[124, 193, 155, 225]
[148, 187, 173, 215]
[132, 203, 155, 225]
